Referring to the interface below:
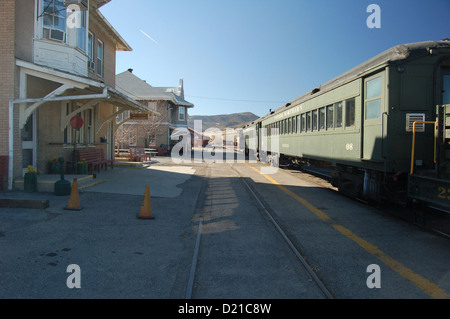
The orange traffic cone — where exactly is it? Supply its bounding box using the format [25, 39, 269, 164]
[64, 178, 83, 211]
[137, 184, 154, 219]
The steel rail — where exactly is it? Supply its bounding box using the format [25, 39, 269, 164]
[232, 165, 334, 299]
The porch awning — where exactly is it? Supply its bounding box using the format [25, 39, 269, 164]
[15, 59, 158, 130]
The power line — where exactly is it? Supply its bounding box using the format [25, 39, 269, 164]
[185, 95, 287, 104]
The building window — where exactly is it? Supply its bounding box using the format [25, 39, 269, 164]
[147, 101, 157, 112]
[365, 76, 382, 120]
[76, 10, 87, 52]
[116, 108, 130, 124]
[62, 102, 95, 145]
[97, 39, 104, 77]
[179, 107, 185, 121]
[62, 102, 84, 144]
[85, 109, 94, 144]
[148, 135, 156, 147]
[88, 32, 94, 65]
[129, 130, 137, 147]
[345, 98, 355, 127]
[42, 0, 67, 42]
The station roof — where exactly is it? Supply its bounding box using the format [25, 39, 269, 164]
[115, 70, 194, 108]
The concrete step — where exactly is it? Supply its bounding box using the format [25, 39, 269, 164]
[14, 174, 105, 193]
[113, 161, 152, 169]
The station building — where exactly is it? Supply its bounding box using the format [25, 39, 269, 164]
[115, 69, 194, 150]
[0, 0, 154, 190]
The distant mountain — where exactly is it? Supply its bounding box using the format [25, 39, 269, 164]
[188, 112, 259, 130]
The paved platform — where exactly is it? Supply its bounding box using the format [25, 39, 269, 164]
[9, 157, 195, 198]
[13, 174, 102, 193]
[83, 162, 196, 197]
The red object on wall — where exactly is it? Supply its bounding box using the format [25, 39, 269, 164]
[70, 115, 84, 130]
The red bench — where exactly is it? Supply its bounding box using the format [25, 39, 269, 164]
[129, 148, 151, 162]
[157, 145, 169, 156]
[77, 148, 113, 174]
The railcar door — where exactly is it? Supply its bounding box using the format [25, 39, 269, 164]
[362, 72, 387, 161]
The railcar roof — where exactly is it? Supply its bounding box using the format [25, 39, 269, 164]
[262, 40, 450, 121]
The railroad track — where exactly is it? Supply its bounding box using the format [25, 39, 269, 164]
[184, 163, 334, 299]
[236, 173, 335, 299]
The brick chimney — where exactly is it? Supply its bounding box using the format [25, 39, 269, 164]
[179, 78, 184, 99]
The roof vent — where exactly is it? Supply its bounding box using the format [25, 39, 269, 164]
[311, 87, 320, 94]
[128, 68, 133, 73]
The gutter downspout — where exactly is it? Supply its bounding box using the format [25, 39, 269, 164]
[8, 100, 14, 191]
[8, 88, 109, 191]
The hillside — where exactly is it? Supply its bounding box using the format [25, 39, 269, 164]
[188, 112, 259, 130]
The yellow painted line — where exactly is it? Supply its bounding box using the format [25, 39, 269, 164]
[78, 179, 106, 190]
[246, 164, 331, 222]
[244, 163, 450, 299]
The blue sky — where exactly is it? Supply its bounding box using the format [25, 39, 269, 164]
[100, 0, 450, 117]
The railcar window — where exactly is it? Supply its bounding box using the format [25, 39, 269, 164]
[296, 115, 300, 133]
[326, 105, 334, 129]
[288, 117, 292, 134]
[345, 98, 355, 127]
[313, 110, 318, 131]
[319, 107, 325, 130]
[367, 77, 382, 98]
[365, 77, 382, 120]
[335, 102, 343, 128]
[301, 113, 306, 132]
[306, 112, 311, 131]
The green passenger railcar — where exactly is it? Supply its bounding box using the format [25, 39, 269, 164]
[245, 40, 450, 210]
